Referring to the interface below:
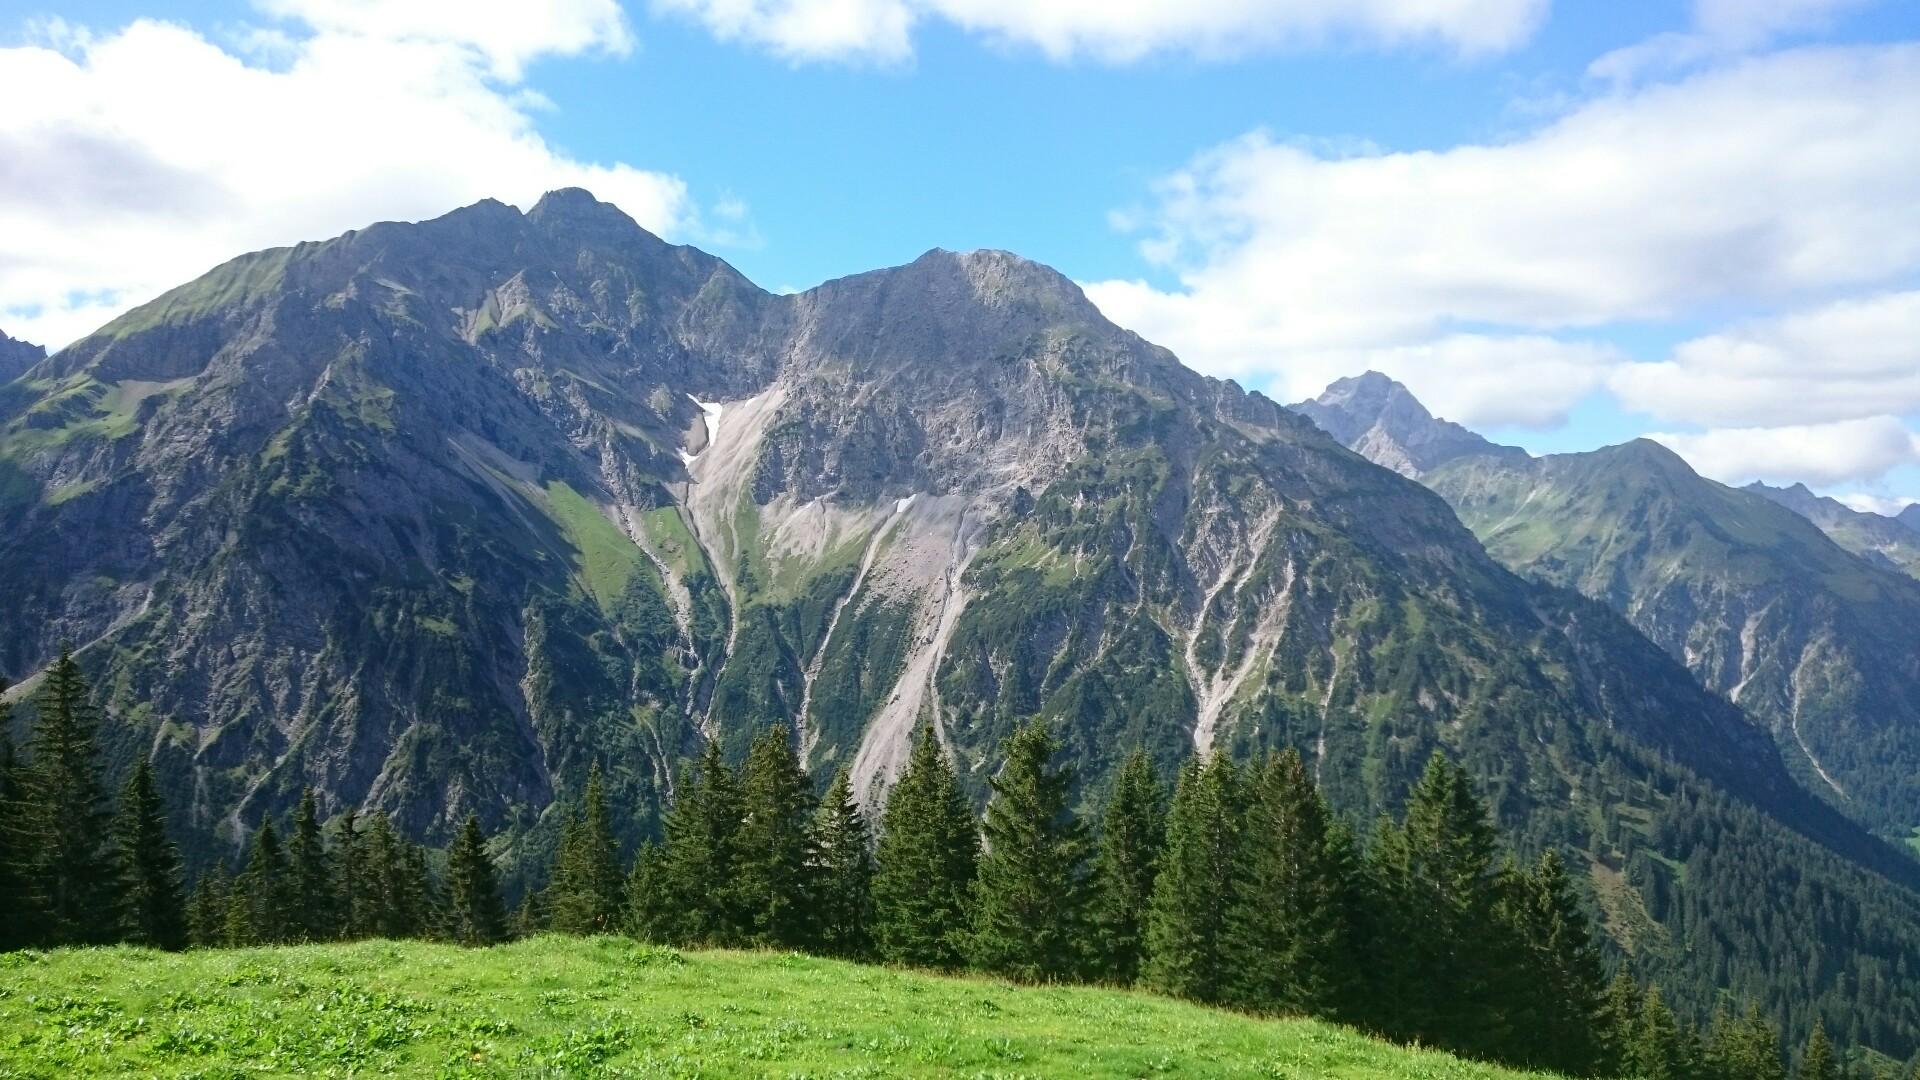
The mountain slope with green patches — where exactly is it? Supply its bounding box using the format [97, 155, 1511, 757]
[1746, 480, 1920, 580]
[4, 194, 1920, 1053]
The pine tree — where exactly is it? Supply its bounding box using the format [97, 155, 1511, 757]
[969, 721, 1090, 982]
[1630, 985, 1694, 1080]
[1142, 754, 1242, 1004]
[1499, 849, 1606, 1073]
[286, 788, 335, 942]
[113, 756, 187, 949]
[398, 840, 443, 939]
[812, 767, 874, 959]
[1741, 1004, 1788, 1080]
[19, 645, 115, 944]
[232, 819, 293, 944]
[871, 723, 978, 970]
[1600, 971, 1642, 1076]
[549, 764, 625, 935]
[1799, 1019, 1837, 1080]
[735, 725, 818, 948]
[444, 813, 506, 946]
[1087, 749, 1164, 985]
[362, 813, 408, 938]
[187, 863, 232, 948]
[334, 807, 372, 939]
[627, 743, 743, 944]
[1224, 749, 1350, 1016]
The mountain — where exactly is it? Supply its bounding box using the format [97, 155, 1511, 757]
[1293, 376, 1920, 836]
[1746, 481, 1920, 579]
[0, 329, 44, 385]
[1289, 371, 1527, 477]
[1903, 504, 1920, 533]
[5, 192, 1920, 1051]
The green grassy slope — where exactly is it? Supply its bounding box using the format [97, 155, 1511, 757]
[0, 937, 1559, 1079]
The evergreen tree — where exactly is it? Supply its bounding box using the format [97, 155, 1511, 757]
[1224, 749, 1349, 1016]
[1087, 749, 1164, 985]
[735, 725, 818, 948]
[633, 741, 742, 944]
[512, 889, 544, 939]
[1800, 1020, 1837, 1080]
[233, 819, 293, 944]
[398, 840, 443, 939]
[871, 723, 978, 970]
[969, 721, 1090, 982]
[1741, 1004, 1789, 1080]
[1630, 985, 1695, 1080]
[811, 766, 874, 959]
[1499, 849, 1606, 1073]
[1600, 971, 1643, 1076]
[444, 814, 506, 946]
[0, 689, 29, 952]
[113, 756, 187, 949]
[549, 764, 624, 935]
[1142, 755, 1242, 1004]
[187, 863, 232, 948]
[286, 788, 335, 941]
[334, 807, 372, 939]
[362, 813, 409, 938]
[19, 645, 115, 944]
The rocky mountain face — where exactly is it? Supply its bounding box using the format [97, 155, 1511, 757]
[1746, 481, 1920, 579]
[1294, 376, 1920, 835]
[1289, 371, 1527, 478]
[5, 193, 1920, 1045]
[0, 329, 44, 385]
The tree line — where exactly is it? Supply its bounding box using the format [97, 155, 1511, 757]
[3, 647, 1895, 1078]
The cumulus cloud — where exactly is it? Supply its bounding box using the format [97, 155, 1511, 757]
[651, 0, 1546, 64]
[0, 11, 694, 350]
[257, 0, 634, 78]
[1610, 291, 1920, 428]
[1588, 0, 1872, 85]
[1646, 418, 1920, 486]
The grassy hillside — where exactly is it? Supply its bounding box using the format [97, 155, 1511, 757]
[0, 936, 1559, 1078]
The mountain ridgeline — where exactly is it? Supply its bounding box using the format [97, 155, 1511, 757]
[3, 193, 1920, 1054]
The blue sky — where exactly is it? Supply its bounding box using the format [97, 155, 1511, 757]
[2, 0, 1918, 508]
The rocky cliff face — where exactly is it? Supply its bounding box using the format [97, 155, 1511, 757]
[1296, 375, 1920, 834]
[0, 329, 44, 385]
[1289, 371, 1526, 478]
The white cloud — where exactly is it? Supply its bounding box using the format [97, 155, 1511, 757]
[651, 0, 1546, 64]
[1589, 0, 1870, 85]
[1610, 291, 1920, 428]
[1835, 492, 1919, 517]
[1646, 417, 1920, 486]
[257, 0, 634, 78]
[0, 14, 693, 350]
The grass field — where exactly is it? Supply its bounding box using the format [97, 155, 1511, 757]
[0, 936, 1560, 1078]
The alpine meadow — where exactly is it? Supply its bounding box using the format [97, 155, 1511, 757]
[5, 2, 1920, 1078]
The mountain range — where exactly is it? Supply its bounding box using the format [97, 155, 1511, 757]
[3, 193, 1919, 1052]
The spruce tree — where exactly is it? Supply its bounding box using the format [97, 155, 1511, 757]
[549, 764, 625, 935]
[1142, 754, 1242, 1004]
[871, 723, 978, 970]
[362, 813, 408, 938]
[968, 721, 1090, 982]
[1224, 749, 1350, 1017]
[20, 645, 115, 944]
[234, 819, 292, 944]
[286, 788, 335, 941]
[735, 725, 817, 948]
[1600, 971, 1642, 1076]
[445, 813, 506, 946]
[398, 840, 443, 939]
[334, 807, 371, 939]
[1799, 1019, 1836, 1080]
[187, 863, 232, 948]
[1088, 749, 1164, 985]
[0, 690, 28, 952]
[1500, 849, 1606, 1073]
[623, 840, 671, 941]
[641, 740, 743, 944]
[812, 767, 874, 959]
[1740, 1004, 1788, 1080]
[113, 756, 187, 949]
[1630, 985, 1694, 1080]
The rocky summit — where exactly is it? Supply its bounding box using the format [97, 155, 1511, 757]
[4, 193, 1920, 1044]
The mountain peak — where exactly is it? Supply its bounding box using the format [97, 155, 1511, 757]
[0, 327, 45, 383]
[1290, 372, 1522, 477]
[526, 187, 650, 238]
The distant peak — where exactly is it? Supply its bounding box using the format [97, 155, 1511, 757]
[527, 187, 648, 236]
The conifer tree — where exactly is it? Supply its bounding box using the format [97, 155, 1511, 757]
[233, 819, 293, 944]
[362, 812, 408, 938]
[512, 890, 543, 939]
[0, 689, 27, 952]
[871, 723, 978, 970]
[286, 788, 335, 941]
[969, 721, 1090, 982]
[549, 764, 625, 935]
[334, 807, 372, 938]
[735, 725, 817, 948]
[1142, 755, 1242, 1004]
[187, 863, 232, 948]
[1799, 1019, 1837, 1080]
[1225, 749, 1350, 1016]
[1630, 985, 1694, 1080]
[1499, 849, 1606, 1073]
[1600, 971, 1642, 1075]
[635, 742, 743, 944]
[20, 645, 115, 944]
[812, 767, 874, 959]
[398, 839, 443, 939]
[1741, 1004, 1788, 1080]
[113, 756, 187, 950]
[1088, 749, 1164, 985]
[623, 840, 670, 941]
[445, 813, 506, 946]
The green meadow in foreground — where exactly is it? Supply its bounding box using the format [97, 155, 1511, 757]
[0, 935, 1557, 1078]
